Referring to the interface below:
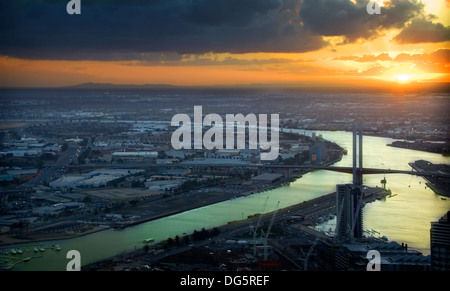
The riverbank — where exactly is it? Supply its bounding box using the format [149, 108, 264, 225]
[0, 225, 109, 246]
[0, 135, 344, 248]
[409, 160, 450, 197]
[388, 140, 450, 155]
[284, 127, 449, 155]
[83, 186, 391, 271]
[0, 173, 305, 248]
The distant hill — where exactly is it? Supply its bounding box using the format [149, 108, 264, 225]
[63, 82, 180, 89]
[58, 81, 450, 92]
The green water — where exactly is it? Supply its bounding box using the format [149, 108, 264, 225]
[3, 130, 449, 270]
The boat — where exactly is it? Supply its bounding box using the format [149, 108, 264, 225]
[143, 238, 155, 244]
[23, 257, 31, 262]
[10, 249, 17, 255]
[38, 246, 45, 252]
[16, 248, 23, 254]
[54, 245, 61, 251]
[33, 247, 39, 253]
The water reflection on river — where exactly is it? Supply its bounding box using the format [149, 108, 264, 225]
[5, 130, 449, 270]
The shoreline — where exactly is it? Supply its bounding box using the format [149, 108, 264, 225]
[0, 135, 344, 249]
[284, 127, 449, 154]
[0, 177, 303, 248]
[0, 160, 336, 248]
[409, 161, 450, 197]
[84, 186, 391, 271]
[0, 226, 110, 247]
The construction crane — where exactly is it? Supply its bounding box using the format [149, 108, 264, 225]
[260, 201, 280, 261]
[351, 186, 364, 238]
[302, 237, 320, 271]
[250, 196, 269, 256]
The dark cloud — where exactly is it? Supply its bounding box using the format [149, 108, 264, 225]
[0, 0, 446, 60]
[394, 16, 450, 44]
[132, 55, 294, 67]
[299, 0, 424, 42]
[0, 0, 325, 59]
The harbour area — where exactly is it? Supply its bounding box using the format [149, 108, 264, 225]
[83, 187, 398, 271]
[409, 160, 450, 197]
[0, 243, 61, 270]
[1, 129, 448, 271]
[0, 128, 342, 247]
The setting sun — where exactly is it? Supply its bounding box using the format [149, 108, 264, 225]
[397, 75, 410, 82]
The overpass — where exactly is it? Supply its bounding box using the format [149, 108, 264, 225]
[65, 161, 450, 180]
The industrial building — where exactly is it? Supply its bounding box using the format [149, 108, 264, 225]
[49, 169, 143, 190]
[112, 151, 158, 158]
[332, 241, 431, 271]
[32, 202, 85, 217]
[145, 179, 186, 192]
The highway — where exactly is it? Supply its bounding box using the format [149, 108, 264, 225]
[85, 186, 389, 270]
[20, 144, 81, 189]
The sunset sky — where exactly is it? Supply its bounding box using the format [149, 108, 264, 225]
[0, 0, 449, 88]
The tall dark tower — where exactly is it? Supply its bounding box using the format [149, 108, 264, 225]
[336, 123, 364, 242]
[336, 184, 363, 242]
[352, 123, 363, 186]
[358, 123, 363, 186]
[431, 212, 450, 271]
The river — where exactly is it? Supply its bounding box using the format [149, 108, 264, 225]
[3, 130, 449, 270]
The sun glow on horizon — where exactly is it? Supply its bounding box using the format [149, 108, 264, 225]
[397, 74, 410, 82]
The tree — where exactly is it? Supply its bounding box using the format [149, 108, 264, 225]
[175, 235, 180, 247]
[192, 230, 200, 241]
[212, 227, 220, 237]
[167, 237, 174, 247]
[200, 228, 208, 240]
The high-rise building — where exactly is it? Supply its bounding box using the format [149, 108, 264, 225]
[431, 211, 450, 271]
[336, 184, 363, 242]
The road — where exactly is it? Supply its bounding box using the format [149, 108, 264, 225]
[85, 186, 389, 270]
[20, 144, 81, 189]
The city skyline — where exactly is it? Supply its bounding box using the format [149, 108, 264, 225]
[0, 0, 449, 88]
[0, 0, 449, 272]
